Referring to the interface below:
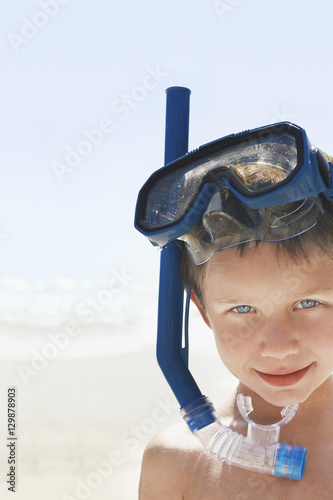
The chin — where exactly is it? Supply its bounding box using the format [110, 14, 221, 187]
[259, 387, 312, 408]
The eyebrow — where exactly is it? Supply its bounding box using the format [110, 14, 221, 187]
[214, 286, 333, 304]
[298, 285, 333, 296]
[214, 298, 250, 304]
[214, 298, 255, 305]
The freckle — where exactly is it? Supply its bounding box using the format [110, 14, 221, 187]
[236, 327, 253, 339]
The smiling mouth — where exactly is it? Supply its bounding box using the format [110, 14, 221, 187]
[254, 363, 314, 387]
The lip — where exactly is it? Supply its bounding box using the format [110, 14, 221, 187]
[254, 363, 314, 387]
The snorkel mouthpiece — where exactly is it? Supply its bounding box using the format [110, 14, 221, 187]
[181, 395, 306, 480]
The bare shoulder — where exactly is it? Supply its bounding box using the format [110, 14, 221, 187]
[139, 422, 201, 500]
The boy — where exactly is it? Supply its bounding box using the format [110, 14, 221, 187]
[135, 121, 333, 498]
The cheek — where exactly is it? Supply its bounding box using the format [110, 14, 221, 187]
[212, 330, 252, 380]
[299, 315, 333, 351]
[210, 310, 259, 341]
[309, 332, 333, 370]
[211, 318, 257, 360]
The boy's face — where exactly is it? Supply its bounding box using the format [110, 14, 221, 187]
[194, 242, 333, 408]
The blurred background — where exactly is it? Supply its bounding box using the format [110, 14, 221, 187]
[0, 0, 333, 498]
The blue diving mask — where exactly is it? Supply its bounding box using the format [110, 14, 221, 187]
[135, 122, 333, 263]
[134, 100, 331, 481]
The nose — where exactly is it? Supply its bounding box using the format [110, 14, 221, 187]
[260, 318, 300, 359]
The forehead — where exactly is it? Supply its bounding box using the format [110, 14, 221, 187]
[203, 243, 333, 297]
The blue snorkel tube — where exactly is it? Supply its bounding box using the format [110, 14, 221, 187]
[153, 87, 307, 480]
[157, 87, 201, 404]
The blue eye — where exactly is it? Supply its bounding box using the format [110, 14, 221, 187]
[233, 305, 254, 314]
[298, 300, 319, 309]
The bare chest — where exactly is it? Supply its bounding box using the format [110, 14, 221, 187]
[185, 450, 333, 500]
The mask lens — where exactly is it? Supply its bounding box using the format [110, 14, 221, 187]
[143, 132, 297, 229]
[180, 194, 323, 265]
[229, 138, 297, 192]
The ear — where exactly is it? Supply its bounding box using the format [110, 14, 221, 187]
[190, 290, 212, 329]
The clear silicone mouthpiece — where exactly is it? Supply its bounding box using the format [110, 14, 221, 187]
[181, 394, 306, 480]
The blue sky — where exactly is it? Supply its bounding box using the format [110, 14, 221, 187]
[1, 0, 333, 283]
